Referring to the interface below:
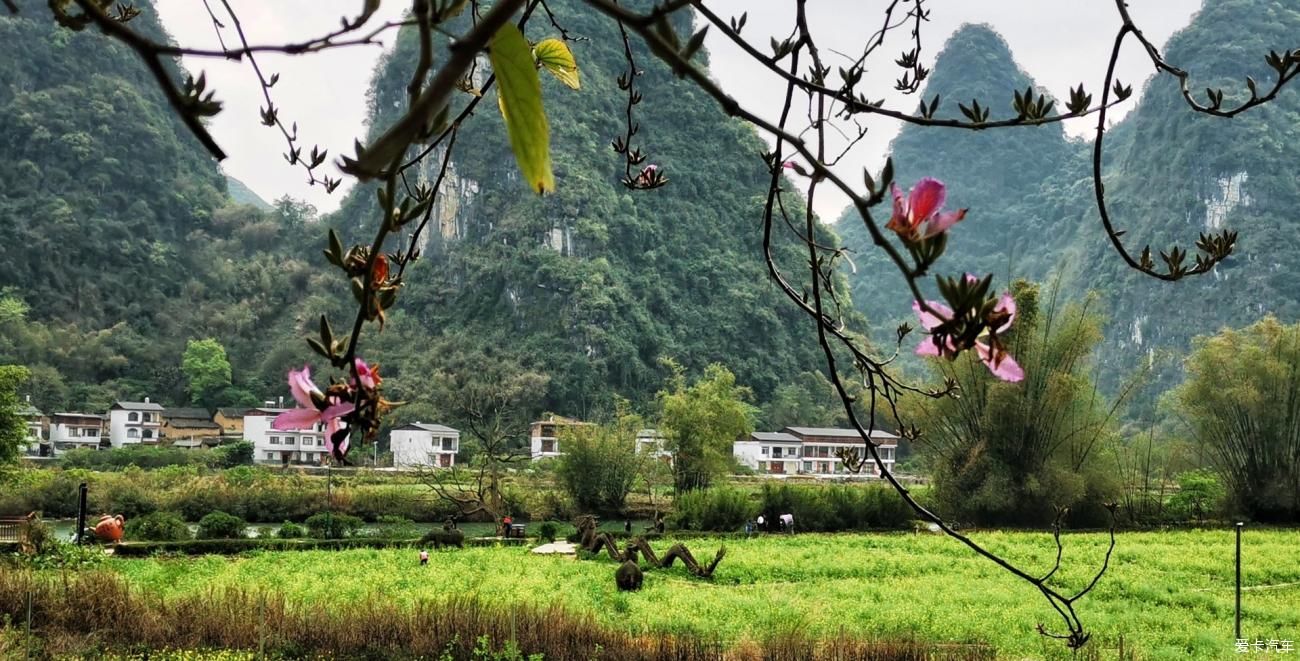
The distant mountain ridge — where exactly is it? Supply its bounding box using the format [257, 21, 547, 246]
[225, 176, 273, 210]
[838, 2, 1300, 398]
[0, 0, 315, 411]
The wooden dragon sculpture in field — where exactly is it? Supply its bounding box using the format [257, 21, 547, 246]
[575, 515, 725, 590]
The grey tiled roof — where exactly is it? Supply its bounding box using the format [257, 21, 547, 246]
[783, 427, 899, 440]
[113, 401, 165, 411]
[750, 431, 800, 443]
[398, 423, 460, 434]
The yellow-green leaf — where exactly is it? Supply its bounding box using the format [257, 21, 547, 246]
[533, 38, 580, 90]
[490, 23, 554, 194]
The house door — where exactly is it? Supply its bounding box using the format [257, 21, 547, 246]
[770, 461, 785, 474]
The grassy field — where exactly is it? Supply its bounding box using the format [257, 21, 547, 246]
[98, 528, 1300, 660]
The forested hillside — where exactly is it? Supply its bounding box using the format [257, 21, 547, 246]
[0, 0, 313, 412]
[0, 0, 847, 423]
[327, 0, 846, 420]
[840, 1, 1300, 398]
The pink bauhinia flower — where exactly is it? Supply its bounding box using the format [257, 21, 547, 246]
[886, 177, 967, 241]
[913, 290, 1024, 382]
[273, 365, 355, 445]
[352, 357, 380, 390]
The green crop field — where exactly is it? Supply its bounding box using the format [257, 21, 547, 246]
[99, 528, 1300, 660]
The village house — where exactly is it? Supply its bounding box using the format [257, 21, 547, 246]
[528, 414, 588, 461]
[733, 431, 802, 474]
[213, 407, 251, 440]
[733, 427, 899, 477]
[784, 427, 898, 476]
[108, 399, 164, 448]
[48, 413, 104, 455]
[635, 428, 672, 462]
[243, 407, 327, 465]
[162, 407, 224, 447]
[18, 396, 45, 456]
[390, 423, 460, 469]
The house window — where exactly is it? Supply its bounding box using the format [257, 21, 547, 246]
[803, 461, 812, 472]
[128, 412, 139, 422]
[266, 452, 275, 460]
[143, 430, 153, 439]
[270, 436, 280, 445]
[541, 439, 556, 453]
[128, 428, 139, 439]
[761, 446, 769, 456]
[541, 424, 555, 437]
[442, 438, 454, 451]
[142, 413, 152, 422]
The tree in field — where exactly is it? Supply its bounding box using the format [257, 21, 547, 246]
[657, 362, 755, 491]
[180, 338, 232, 409]
[555, 401, 644, 513]
[905, 281, 1134, 526]
[31, 0, 1299, 647]
[1174, 317, 1300, 522]
[418, 348, 548, 521]
[0, 364, 32, 469]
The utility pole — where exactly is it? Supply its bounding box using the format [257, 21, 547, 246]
[1235, 521, 1243, 641]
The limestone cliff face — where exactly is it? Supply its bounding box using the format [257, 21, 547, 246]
[326, 1, 845, 415]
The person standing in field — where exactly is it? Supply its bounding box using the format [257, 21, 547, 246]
[419, 549, 429, 566]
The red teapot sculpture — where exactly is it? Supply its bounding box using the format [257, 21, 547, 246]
[92, 514, 124, 543]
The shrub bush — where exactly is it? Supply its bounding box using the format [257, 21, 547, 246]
[305, 512, 364, 539]
[670, 487, 757, 531]
[757, 484, 913, 531]
[276, 521, 307, 539]
[59, 446, 215, 471]
[125, 511, 192, 542]
[212, 441, 254, 468]
[537, 522, 558, 542]
[197, 511, 248, 540]
[1167, 470, 1226, 523]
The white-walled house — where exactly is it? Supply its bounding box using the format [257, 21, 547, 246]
[390, 423, 460, 469]
[784, 427, 898, 476]
[733, 427, 899, 477]
[108, 399, 164, 447]
[49, 413, 104, 455]
[243, 408, 328, 465]
[734, 431, 802, 474]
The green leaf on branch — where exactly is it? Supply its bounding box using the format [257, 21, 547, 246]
[491, 23, 555, 194]
[533, 38, 581, 90]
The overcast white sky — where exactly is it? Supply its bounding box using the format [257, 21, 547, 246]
[154, 1, 1202, 220]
